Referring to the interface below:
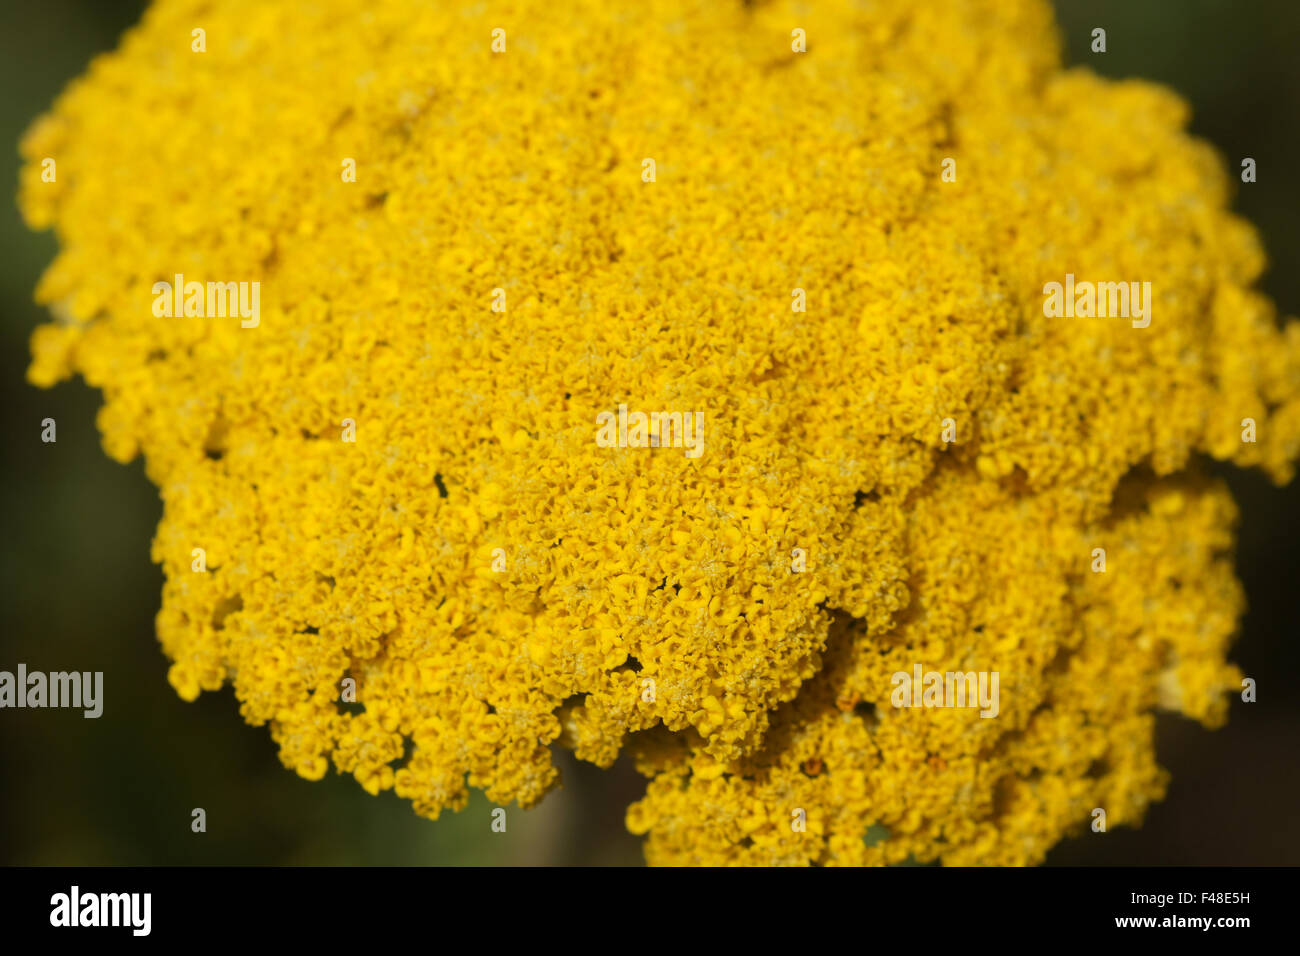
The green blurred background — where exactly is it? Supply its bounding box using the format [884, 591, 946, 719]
[1, 0, 1297, 865]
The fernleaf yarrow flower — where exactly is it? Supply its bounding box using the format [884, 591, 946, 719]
[19, 0, 1300, 864]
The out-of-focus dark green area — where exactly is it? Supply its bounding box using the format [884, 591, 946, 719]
[1, 0, 1297, 866]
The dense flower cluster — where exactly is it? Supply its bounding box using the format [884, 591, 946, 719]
[20, 0, 1300, 864]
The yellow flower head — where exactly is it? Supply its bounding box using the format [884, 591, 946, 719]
[19, 0, 1300, 864]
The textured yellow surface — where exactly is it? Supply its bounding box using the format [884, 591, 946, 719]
[18, 0, 1300, 864]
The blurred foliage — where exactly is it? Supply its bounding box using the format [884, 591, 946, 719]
[1, 0, 1296, 865]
